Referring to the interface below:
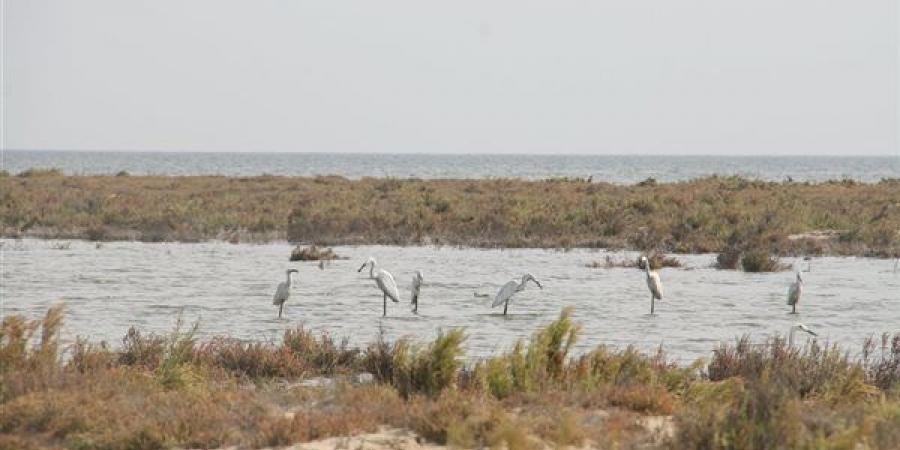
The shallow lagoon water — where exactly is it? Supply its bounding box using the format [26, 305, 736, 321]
[2, 238, 898, 363]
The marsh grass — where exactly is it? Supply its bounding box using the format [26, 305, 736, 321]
[707, 335, 876, 402]
[3, 175, 898, 257]
[671, 333, 900, 450]
[2, 306, 899, 450]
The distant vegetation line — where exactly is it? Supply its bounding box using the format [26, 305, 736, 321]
[1, 170, 898, 257]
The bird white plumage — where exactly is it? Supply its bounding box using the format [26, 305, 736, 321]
[272, 269, 298, 318]
[640, 256, 663, 314]
[272, 283, 289, 305]
[491, 273, 542, 315]
[491, 280, 521, 308]
[410, 270, 424, 313]
[787, 272, 803, 314]
[358, 257, 400, 316]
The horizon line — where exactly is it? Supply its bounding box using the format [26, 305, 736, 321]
[4, 148, 898, 158]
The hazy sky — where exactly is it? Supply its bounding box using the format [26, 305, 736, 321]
[3, 1, 898, 155]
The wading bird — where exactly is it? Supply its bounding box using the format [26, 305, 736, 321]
[492, 274, 542, 315]
[410, 270, 424, 313]
[789, 322, 817, 346]
[640, 256, 663, 314]
[273, 269, 299, 318]
[358, 257, 400, 316]
[787, 271, 803, 314]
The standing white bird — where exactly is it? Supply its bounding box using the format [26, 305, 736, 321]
[358, 257, 400, 317]
[787, 271, 803, 314]
[640, 256, 663, 314]
[788, 322, 817, 346]
[410, 270, 424, 314]
[491, 273, 542, 315]
[273, 269, 299, 318]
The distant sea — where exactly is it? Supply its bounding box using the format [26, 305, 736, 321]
[4, 150, 898, 183]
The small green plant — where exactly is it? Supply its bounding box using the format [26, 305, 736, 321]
[392, 329, 466, 398]
[155, 314, 201, 389]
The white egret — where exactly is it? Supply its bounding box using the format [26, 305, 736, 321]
[788, 322, 817, 346]
[358, 257, 400, 316]
[640, 256, 663, 314]
[410, 270, 424, 313]
[492, 274, 543, 315]
[787, 271, 803, 314]
[273, 269, 299, 318]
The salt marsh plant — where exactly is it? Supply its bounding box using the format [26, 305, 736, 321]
[3, 175, 898, 258]
[2, 304, 898, 450]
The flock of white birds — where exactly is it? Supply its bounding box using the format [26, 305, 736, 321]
[272, 254, 831, 339]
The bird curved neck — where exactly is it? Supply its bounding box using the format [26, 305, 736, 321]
[518, 277, 529, 290]
[285, 272, 293, 285]
[368, 262, 377, 279]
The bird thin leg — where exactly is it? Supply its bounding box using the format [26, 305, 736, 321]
[278, 303, 283, 319]
[650, 296, 655, 315]
[503, 300, 508, 316]
[383, 294, 387, 317]
[412, 297, 418, 314]
[791, 304, 796, 314]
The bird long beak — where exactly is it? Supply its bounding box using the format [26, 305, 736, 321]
[534, 279, 543, 289]
[805, 329, 817, 336]
[357, 263, 366, 272]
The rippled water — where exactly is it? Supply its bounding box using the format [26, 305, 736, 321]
[3, 239, 898, 363]
[6, 151, 899, 183]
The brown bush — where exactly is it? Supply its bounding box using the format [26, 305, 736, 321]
[288, 244, 345, 261]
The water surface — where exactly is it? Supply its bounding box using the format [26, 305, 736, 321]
[3, 239, 898, 363]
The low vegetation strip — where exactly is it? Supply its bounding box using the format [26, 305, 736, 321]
[2, 305, 898, 450]
[2, 171, 899, 256]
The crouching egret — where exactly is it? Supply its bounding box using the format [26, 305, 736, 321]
[358, 257, 400, 316]
[789, 322, 817, 346]
[640, 256, 663, 314]
[273, 269, 299, 318]
[410, 270, 424, 313]
[492, 274, 542, 315]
